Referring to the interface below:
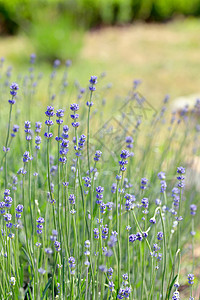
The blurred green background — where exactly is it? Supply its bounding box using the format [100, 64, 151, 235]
[1, 0, 200, 61]
[1, 0, 200, 105]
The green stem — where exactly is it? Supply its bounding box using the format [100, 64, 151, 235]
[4, 104, 13, 188]
[87, 90, 93, 177]
[159, 207, 166, 299]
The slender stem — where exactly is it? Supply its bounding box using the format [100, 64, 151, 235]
[87, 90, 93, 177]
[57, 124, 61, 241]
[116, 181, 121, 292]
[159, 207, 166, 299]
[127, 213, 130, 283]
[4, 104, 13, 188]
[52, 253, 58, 300]
[192, 217, 195, 272]
[46, 123, 56, 229]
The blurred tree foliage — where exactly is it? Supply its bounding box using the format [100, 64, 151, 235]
[1, 0, 200, 60]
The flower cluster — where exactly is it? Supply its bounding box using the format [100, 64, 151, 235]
[74, 134, 86, 156]
[125, 136, 133, 149]
[88, 75, 97, 95]
[187, 273, 194, 285]
[82, 176, 91, 188]
[3, 189, 13, 209]
[11, 124, 19, 138]
[140, 177, 148, 190]
[141, 197, 149, 209]
[59, 138, 69, 164]
[84, 240, 90, 267]
[69, 194, 75, 205]
[54, 241, 61, 252]
[93, 228, 99, 239]
[35, 122, 42, 150]
[36, 217, 44, 235]
[24, 121, 32, 142]
[102, 224, 108, 239]
[96, 186, 104, 205]
[190, 204, 197, 216]
[16, 204, 24, 219]
[119, 150, 130, 172]
[23, 151, 32, 164]
[124, 193, 134, 211]
[172, 291, 180, 300]
[117, 286, 131, 299]
[107, 267, 113, 279]
[158, 171, 167, 193]
[44, 106, 54, 139]
[157, 231, 163, 241]
[68, 256, 76, 275]
[9, 82, 19, 105]
[171, 187, 180, 209]
[56, 109, 64, 125]
[177, 166, 185, 188]
[94, 150, 102, 162]
[70, 103, 79, 128]
[129, 232, 144, 243]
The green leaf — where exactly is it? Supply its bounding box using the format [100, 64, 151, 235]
[41, 277, 52, 300]
[166, 274, 178, 300]
[21, 247, 32, 266]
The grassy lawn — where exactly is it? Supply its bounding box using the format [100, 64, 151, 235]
[1, 18, 200, 108]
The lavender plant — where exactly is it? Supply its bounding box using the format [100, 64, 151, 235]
[0, 58, 199, 300]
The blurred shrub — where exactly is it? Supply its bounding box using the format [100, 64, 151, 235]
[72, 0, 200, 25]
[29, 5, 84, 62]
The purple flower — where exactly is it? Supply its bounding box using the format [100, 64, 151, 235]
[56, 109, 64, 118]
[157, 231, 163, 241]
[16, 204, 23, 213]
[44, 132, 53, 139]
[177, 166, 185, 174]
[94, 150, 102, 161]
[53, 59, 60, 68]
[136, 232, 143, 241]
[99, 265, 107, 272]
[149, 217, 156, 224]
[45, 106, 55, 118]
[10, 82, 19, 98]
[30, 53, 36, 64]
[141, 197, 149, 209]
[93, 228, 99, 239]
[187, 273, 194, 285]
[120, 149, 130, 160]
[45, 120, 53, 127]
[160, 180, 167, 193]
[69, 194, 75, 205]
[102, 225, 108, 239]
[129, 234, 137, 243]
[124, 287, 131, 298]
[54, 241, 61, 252]
[23, 151, 32, 163]
[158, 172, 166, 180]
[70, 103, 79, 112]
[4, 213, 12, 222]
[190, 204, 197, 216]
[89, 76, 98, 85]
[141, 177, 148, 189]
[109, 281, 114, 292]
[117, 288, 125, 299]
[35, 122, 42, 133]
[107, 267, 113, 279]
